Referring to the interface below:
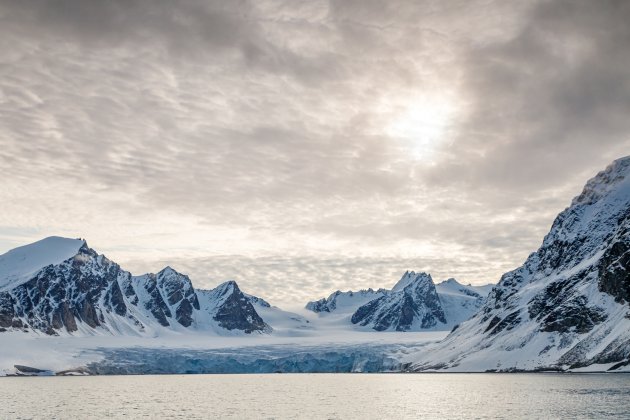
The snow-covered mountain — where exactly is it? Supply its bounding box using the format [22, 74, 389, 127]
[305, 288, 387, 314]
[351, 272, 446, 331]
[410, 156, 630, 372]
[0, 237, 271, 336]
[306, 271, 492, 331]
[197, 281, 270, 334]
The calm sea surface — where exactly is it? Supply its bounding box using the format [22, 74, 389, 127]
[1, 373, 629, 419]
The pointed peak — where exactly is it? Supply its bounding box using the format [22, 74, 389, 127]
[215, 280, 240, 294]
[157, 265, 182, 277]
[392, 271, 432, 292]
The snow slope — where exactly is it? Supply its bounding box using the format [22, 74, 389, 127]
[410, 156, 630, 372]
[435, 278, 492, 327]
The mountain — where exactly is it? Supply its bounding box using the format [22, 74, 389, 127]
[127, 267, 200, 328]
[306, 271, 491, 331]
[305, 288, 387, 314]
[410, 156, 630, 372]
[0, 237, 271, 336]
[197, 281, 270, 334]
[352, 272, 446, 331]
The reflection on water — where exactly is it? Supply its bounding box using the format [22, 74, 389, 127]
[1, 373, 629, 419]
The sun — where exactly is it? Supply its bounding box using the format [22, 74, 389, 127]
[384, 94, 455, 159]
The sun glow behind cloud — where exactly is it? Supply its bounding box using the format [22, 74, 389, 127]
[384, 94, 456, 160]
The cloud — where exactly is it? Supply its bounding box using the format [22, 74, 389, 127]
[0, 0, 628, 306]
[427, 0, 630, 190]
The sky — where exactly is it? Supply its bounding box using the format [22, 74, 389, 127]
[1, 0, 629, 307]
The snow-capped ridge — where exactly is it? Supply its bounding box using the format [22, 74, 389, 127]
[571, 155, 630, 206]
[435, 278, 493, 299]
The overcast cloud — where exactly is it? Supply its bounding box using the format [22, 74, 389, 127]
[1, 0, 629, 307]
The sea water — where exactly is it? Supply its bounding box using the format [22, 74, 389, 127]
[1, 373, 629, 419]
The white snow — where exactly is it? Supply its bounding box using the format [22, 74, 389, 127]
[436, 278, 493, 298]
[435, 278, 493, 327]
[0, 236, 84, 292]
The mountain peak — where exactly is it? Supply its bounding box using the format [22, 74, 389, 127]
[219, 279, 239, 288]
[392, 271, 432, 292]
[352, 271, 445, 331]
[157, 266, 183, 277]
[0, 236, 86, 292]
[212, 280, 241, 297]
[198, 280, 270, 333]
[572, 155, 630, 206]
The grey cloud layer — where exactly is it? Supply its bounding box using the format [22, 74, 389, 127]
[1, 0, 628, 304]
[428, 0, 630, 189]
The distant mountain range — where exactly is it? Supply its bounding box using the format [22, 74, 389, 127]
[306, 272, 491, 331]
[1, 155, 628, 373]
[0, 237, 477, 337]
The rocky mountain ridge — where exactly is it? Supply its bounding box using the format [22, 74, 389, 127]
[410, 156, 630, 372]
[0, 238, 271, 336]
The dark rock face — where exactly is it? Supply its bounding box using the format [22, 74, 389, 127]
[155, 267, 200, 327]
[138, 274, 172, 327]
[484, 310, 521, 335]
[529, 277, 607, 334]
[305, 298, 330, 313]
[351, 273, 446, 331]
[208, 281, 269, 333]
[0, 293, 16, 328]
[598, 223, 630, 304]
[352, 294, 432, 331]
